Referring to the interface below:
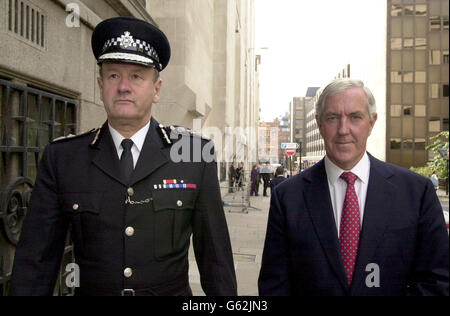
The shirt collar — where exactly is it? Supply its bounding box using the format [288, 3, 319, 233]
[108, 120, 151, 154]
[324, 152, 370, 185]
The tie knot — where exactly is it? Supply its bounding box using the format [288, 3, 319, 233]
[121, 139, 134, 151]
[340, 172, 358, 185]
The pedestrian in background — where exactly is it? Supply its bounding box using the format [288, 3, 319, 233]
[270, 167, 286, 196]
[236, 162, 245, 191]
[430, 171, 439, 191]
[260, 162, 272, 197]
[250, 164, 260, 196]
[228, 162, 237, 193]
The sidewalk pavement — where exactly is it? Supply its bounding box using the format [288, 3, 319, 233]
[437, 188, 449, 200]
[188, 187, 270, 296]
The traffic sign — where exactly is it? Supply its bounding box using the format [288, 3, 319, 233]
[281, 143, 299, 149]
[285, 148, 296, 156]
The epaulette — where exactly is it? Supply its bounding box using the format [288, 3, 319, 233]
[172, 125, 212, 141]
[157, 124, 211, 147]
[52, 128, 99, 143]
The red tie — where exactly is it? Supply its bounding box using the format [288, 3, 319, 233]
[339, 172, 360, 286]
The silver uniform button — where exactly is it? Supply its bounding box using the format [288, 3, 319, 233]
[127, 188, 134, 196]
[125, 227, 135, 237]
[177, 200, 183, 207]
[124, 268, 133, 278]
[73, 204, 79, 211]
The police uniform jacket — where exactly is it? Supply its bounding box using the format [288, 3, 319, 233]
[10, 117, 237, 296]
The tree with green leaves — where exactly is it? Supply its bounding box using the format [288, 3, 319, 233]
[410, 131, 449, 182]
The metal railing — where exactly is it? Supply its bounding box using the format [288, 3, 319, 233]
[221, 171, 261, 214]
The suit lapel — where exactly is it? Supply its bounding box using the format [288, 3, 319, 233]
[304, 160, 350, 292]
[129, 117, 169, 186]
[91, 123, 128, 186]
[350, 155, 395, 294]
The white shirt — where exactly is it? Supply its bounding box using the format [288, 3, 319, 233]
[324, 152, 371, 237]
[108, 121, 150, 168]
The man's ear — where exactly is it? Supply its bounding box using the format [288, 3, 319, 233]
[368, 113, 378, 135]
[315, 115, 321, 129]
[152, 79, 163, 103]
[97, 77, 104, 102]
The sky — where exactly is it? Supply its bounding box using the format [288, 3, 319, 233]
[255, 0, 378, 122]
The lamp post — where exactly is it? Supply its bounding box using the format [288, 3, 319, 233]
[438, 148, 449, 196]
[299, 142, 303, 173]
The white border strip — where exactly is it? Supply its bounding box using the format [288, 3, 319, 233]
[99, 52, 154, 64]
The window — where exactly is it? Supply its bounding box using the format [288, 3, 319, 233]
[391, 71, 402, 83]
[403, 38, 414, 49]
[415, 105, 426, 117]
[391, 104, 402, 117]
[391, 38, 402, 50]
[391, 139, 401, 150]
[430, 50, 441, 65]
[444, 17, 449, 30]
[415, 38, 426, 50]
[404, 5, 414, 15]
[415, 72, 426, 83]
[296, 120, 304, 126]
[7, 0, 45, 47]
[403, 139, 413, 150]
[430, 84, 440, 98]
[430, 16, 441, 31]
[415, 4, 427, 16]
[403, 106, 412, 116]
[444, 51, 449, 64]
[444, 85, 449, 97]
[391, 4, 402, 16]
[403, 71, 413, 82]
[429, 119, 441, 132]
[443, 119, 449, 131]
[0, 78, 77, 184]
[415, 139, 426, 150]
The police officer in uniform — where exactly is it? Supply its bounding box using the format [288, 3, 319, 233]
[10, 17, 237, 296]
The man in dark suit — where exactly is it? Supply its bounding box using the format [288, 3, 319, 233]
[260, 162, 272, 197]
[10, 17, 237, 296]
[259, 79, 449, 296]
[269, 167, 286, 196]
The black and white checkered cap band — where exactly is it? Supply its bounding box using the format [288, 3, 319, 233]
[101, 33, 161, 67]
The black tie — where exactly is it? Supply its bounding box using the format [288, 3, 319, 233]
[121, 139, 134, 182]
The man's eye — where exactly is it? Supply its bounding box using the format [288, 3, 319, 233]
[109, 74, 119, 79]
[132, 74, 142, 79]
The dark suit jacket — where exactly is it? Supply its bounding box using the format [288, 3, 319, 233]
[259, 154, 449, 296]
[270, 176, 286, 194]
[10, 117, 237, 296]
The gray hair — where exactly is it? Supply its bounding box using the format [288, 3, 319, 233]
[315, 79, 376, 121]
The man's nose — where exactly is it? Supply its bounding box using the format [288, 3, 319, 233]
[118, 76, 132, 93]
[338, 118, 350, 135]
